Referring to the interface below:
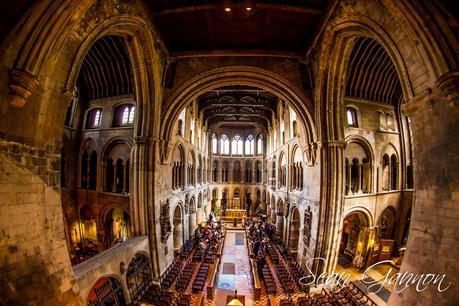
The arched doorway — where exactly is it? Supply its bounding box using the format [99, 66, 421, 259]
[339, 211, 370, 268]
[376, 207, 397, 261]
[86, 276, 126, 306]
[173, 204, 184, 251]
[104, 208, 131, 248]
[288, 208, 300, 255]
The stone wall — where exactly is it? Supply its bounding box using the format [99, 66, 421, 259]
[0, 140, 82, 305]
[73, 236, 149, 304]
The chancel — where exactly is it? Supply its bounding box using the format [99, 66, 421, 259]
[0, 0, 458, 305]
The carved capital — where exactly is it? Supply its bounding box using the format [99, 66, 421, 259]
[9, 69, 39, 108]
[134, 136, 148, 145]
[436, 70, 459, 102]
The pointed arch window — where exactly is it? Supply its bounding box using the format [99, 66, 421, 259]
[221, 134, 229, 155]
[211, 134, 218, 154]
[245, 135, 254, 155]
[257, 135, 263, 155]
[232, 135, 243, 155]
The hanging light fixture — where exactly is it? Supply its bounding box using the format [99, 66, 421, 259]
[223, 0, 232, 12]
[227, 289, 243, 306]
[245, 0, 253, 11]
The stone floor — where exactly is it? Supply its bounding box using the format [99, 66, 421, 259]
[212, 230, 254, 306]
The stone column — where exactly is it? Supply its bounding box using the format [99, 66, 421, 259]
[389, 73, 459, 305]
[346, 163, 352, 195]
[356, 162, 361, 193]
[122, 163, 126, 193]
[314, 140, 345, 277]
[112, 162, 117, 192]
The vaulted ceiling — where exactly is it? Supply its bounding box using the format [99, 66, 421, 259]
[77, 35, 133, 101]
[346, 37, 404, 106]
[198, 86, 278, 129]
[146, 0, 329, 54]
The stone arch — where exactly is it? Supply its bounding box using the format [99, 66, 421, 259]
[345, 135, 375, 162]
[343, 206, 374, 227]
[339, 209, 372, 264]
[345, 135, 374, 194]
[378, 206, 397, 240]
[126, 252, 152, 303]
[173, 203, 184, 251]
[1, 8, 163, 301]
[276, 198, 285, 240]
[313, 12, 424, 277]
[102, 206, 132, 248]
[159, 66, 317, 162]
[101, 137, 133, 161]
[288, 206, 301, 254]
[86, 274, 127, 306]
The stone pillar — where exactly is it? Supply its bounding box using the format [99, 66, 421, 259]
[276, 211, 284, 239]
[346, 163, 352, 195]
[389, 73, 459, 305]
[122, 163, 126, 193]
[357, 162, 362, 193]
[314, 140, 345, 277]
[112, 162, 117, 192]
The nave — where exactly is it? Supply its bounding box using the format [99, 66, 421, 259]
[135, 214, 382, 306]
[1, 1, 458, 305]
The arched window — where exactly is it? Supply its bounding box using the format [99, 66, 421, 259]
[232, 135, 243, 155]
[211, 134, 218, 154]
[221, 134, 229, 155]
[113, 104, 135, 127]
[245, 135, 254, 155]
[346, 107, 358, 127]
[257, 135, 263, 155]
[86, 108, 102, 129]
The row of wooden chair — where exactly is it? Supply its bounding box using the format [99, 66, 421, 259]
[262, 265, 277, 294]
[192, 264, 209, 293]
[176, 293, 192, 306]
[140, 285, 173, 306]
[176, 261, 195, 291]
[161, 259, 183, 289]
[274, 259, 296, 293]
[294, 286, 377, 306]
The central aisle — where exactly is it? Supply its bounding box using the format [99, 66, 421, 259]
[213, 230, 254, 305]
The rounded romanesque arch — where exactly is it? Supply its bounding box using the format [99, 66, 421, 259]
[312, 11, 433, 280]
[159, 66, 317, 162]
[288, 207, 301, 254]
[173, 203, 184, 251]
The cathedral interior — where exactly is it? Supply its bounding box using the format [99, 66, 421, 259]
[0, 0, 458, 305]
